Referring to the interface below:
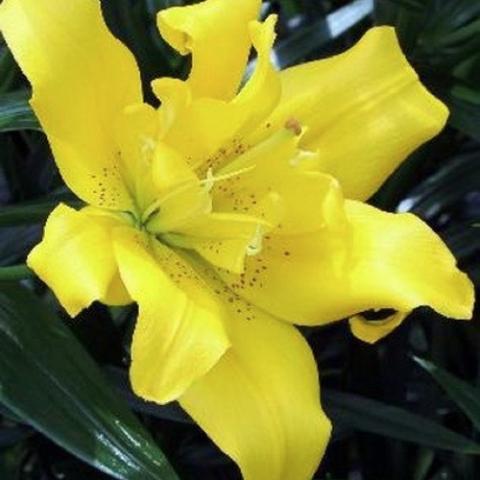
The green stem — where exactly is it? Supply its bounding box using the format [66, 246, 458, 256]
[0, 265, 35, 281]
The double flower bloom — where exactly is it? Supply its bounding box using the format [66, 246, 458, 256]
[0, 0, 474, 478]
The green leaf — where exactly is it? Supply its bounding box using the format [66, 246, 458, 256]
[0, 265, 34, 281]
[323, 389, 480, 454]
[0, 198, 82, 227]
[0, 90, 40, 132]
[0, 226, 40, 267]
[413, 448, 435, 480]
[0, 202, 57, 226]
[414, 356, 480, 432]
[0, 48, 18, 94]
[445, 89, 480, 140]
[0, 283, 179, 480]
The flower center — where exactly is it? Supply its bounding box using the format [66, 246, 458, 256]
[128, 159, 269, 273]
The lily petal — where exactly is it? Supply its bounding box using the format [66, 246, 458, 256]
[180, 269, 330, 480]
[214, 128, 345, 235]
[251, 26, 448, 201]
[154, 16, 280, 173]
[153, 77, 245, 170]
[232, 15, 281, 139]
[114, 229, 230, 404]
[146, 143, 212, 233]
[219, 201, 473, 329]
[27, 205, 130, 317]
[0, 0, 142, 210]
[344, 201, 474, 320]
[349, 311, 408, 344]
[157, 0, 261, 100]
[113, 103, 160, 213]
[165, 212, 272, 274]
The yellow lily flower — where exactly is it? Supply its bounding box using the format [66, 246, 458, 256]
[0, 0, 474, 478]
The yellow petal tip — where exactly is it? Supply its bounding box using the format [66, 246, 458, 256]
[349, 312, 408, 344]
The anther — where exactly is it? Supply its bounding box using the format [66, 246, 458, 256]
[285, 117, 302, 136]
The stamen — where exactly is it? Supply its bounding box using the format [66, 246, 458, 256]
[141, 164, 256, 226]
[246, 224, 265, 256]
[289, 149, 318, 167]
[199, 165, 256, 192]
[140, 136, 156, 156]
[140, 181, 194, 224]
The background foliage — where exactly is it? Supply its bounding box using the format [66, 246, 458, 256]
[1, 0, 480, 479]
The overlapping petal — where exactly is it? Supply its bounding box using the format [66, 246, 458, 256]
[250, 26, 449, 201]
[214, 127, 345, 235]
[0, 0, 143, 210]
[164, 212, 272, 274]
[153, 77, 244, 171]
[113, 103, 160, 213]
[154, 15, 280, 173]
[157, 0, 261, 100]
[180, 265, 330, 480]
[231, 15, 281, 140]
[27, 205, 130, 317]
[145, 143, 212, 233]
[114, 229, 230, 404]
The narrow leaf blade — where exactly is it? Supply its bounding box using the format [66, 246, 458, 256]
[323, 389, 480, 454]
[0, 283, 178, 480]
[414, 356, 480, 432]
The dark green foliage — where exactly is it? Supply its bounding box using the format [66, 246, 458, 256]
[1, 1, 480, 479]
[0, 91, 39, 133]
[0, 283, 179, 480]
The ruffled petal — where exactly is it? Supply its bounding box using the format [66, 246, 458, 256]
[153, 77, 245, 170]
[27, 205, 130, 317]
[180, 266, 330, 480]
[157, 0, 261, 100]
[114, 229, 229, 404]
[218, 201, 473, 330]
[231, 15, 281, 139]
[251, 26, 448, 201]
[0, 0, 142, 209]
[344, 201, 473, 319]
[154, 16, 281, 173]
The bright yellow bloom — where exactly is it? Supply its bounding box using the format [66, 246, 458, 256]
[0, 0, 474, 478]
